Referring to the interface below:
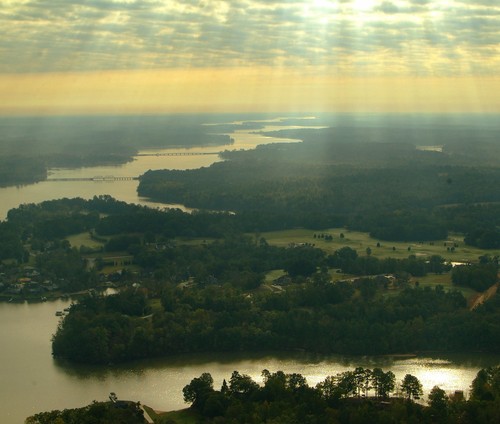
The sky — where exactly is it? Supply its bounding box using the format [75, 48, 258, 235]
[1, 0, 499, 115]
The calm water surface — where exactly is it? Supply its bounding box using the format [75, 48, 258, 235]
[1, 300, 498, 424]
[0, 122, 304, 220]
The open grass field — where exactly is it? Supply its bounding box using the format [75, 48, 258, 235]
[66, 232, 105, 249]
[259, 228, 499, 263]
[409, 273, 477, 299]
[67, 228, 498, 264]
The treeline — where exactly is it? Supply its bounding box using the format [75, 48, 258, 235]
[452, 257, 499, 292]
[5, 196, 240, 246]
[53, 278, 500, 365]
[327, 246, 450, 276]
[175, 365, 500, 424]
[138, 139, 500, 243]
[4, 197, 500, 260]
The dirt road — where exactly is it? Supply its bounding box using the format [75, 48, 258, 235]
[469, 283, 499, 310]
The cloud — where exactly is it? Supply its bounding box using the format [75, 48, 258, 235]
[0, 0, 499, 76]
[376, 1, 400, 14]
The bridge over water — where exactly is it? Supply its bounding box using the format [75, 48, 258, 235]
[136, 151, 221, 157]
[46, 176, 139, 182]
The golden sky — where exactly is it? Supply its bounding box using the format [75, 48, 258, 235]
[1, 0, 500, 115]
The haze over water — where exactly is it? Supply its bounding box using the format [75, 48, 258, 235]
[0, 118, 307, 220]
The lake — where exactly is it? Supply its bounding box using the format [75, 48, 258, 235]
[1, 299, 498, 424]
[0, 122, 307, 220]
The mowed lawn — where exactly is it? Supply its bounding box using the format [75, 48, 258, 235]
[259, 228, 499, 263]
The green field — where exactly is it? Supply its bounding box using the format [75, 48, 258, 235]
[259, 228, 499, 263]
[409, 273, 477, 300]
[66, 227, 499, 263]
[66, 232, 105, 249]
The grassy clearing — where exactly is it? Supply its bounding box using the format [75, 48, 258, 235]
[411, 273, 452, 288]
[264, 269, 286, 283]
[259, 228, 499, 263]
[66, 232, 104, 249]
[410, 273, 477, 299]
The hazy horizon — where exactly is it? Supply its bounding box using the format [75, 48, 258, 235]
[1, 1, 499, 115]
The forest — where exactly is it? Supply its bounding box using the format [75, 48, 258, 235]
[138, 128, 500, 244]
[0, 196, 498, 363]
[51, 275, 500, 364]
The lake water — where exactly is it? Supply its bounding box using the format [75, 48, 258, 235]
[0, 123, 307, 220]
[1, 299, 498, 424]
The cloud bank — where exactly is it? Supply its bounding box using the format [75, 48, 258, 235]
[1, 0, 499, 76]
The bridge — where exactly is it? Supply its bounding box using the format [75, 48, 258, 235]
[136, 151, 221, 157]
[47, 175, 139, 182]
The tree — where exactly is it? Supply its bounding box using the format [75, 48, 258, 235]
[401, 374, 423, 400]
[353, 367, 372, 397]
[372, 368, 395, 399]
[470, 367, 500, 401]
[287, 373, 308, 393]
[261, 370, 288, 401]
[336, 370, 358, 398]
[183, 373, 214, 410]
[284, 257, 317, 277]
[228, 370, 259, 397]
[428, 386, 449, 418]
[428, 255, 448, 274]
[316, 375, 340, 403]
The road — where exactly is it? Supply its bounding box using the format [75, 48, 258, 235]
[469, 282, 499, 310]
